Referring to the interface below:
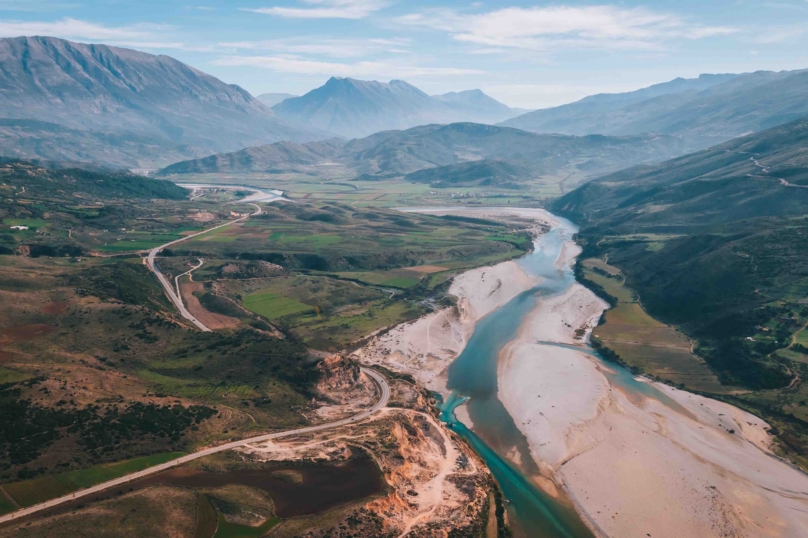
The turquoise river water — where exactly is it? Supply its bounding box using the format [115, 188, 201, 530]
[436, 213, 689, 537]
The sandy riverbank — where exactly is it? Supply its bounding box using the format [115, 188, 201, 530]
[353, 208, 557, 396]
[497, 241, 808, 538]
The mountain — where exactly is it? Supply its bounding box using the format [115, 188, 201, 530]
[0, 158, 188, 200]
[554, 117, 808, 229]
[554, 117, 808, 391]
[502, 74, 737, 136]
[0, 36, 321, 168]
[432, 90, 524, 123]
[159, 138, 345, 175]
[502, 70, 808, 150]
[271, 78, 522, 139]
[257, 92, 298, 107]
[159, 122, 687, 190]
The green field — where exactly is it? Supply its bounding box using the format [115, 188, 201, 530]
[243, 291, 314, 319]
[582, 268, 636, 304]
[586, 258, 725, 393]
[214, 513, 281, 538]
[334, 270, 424, 289]
[0, 453, 186, 508]
[3, 218, 47, 228]
[98, 240, 171, 251]
[64, 452, 186, 488]
[0, 489, 17, 515]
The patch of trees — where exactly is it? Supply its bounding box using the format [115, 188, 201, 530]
[152, 330, 321, 398]
[68, 262, 169, 310]
[0, 379, 216, 477]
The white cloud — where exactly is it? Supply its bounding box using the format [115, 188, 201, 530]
[0, 18, 171, 42]
[398, 5, 737, 52]
[753, 24, 806, 44]
[218, 37, 409, 58]
[211, 55, 482, 78]
[243, 0, 390, 20]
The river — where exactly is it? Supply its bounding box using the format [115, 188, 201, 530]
[436, 213, 696, 537]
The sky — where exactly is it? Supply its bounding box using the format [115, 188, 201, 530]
[0, 0, 807, 108]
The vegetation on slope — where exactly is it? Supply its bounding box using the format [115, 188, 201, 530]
[554, 117, 808, 467]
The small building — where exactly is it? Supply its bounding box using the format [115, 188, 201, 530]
[10, 225, 28, 230]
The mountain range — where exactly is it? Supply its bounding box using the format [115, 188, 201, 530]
[158, 122, 688, 190]
[271, 78, 524, 139]
[0, 36, 321, 168]
[502, 70, 808, 151]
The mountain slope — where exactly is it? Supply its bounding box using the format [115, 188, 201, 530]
[159, 139, 345, 175]
[502, 70, 808, 150]
[554, 117, 808, 229]
[0, 36, 320, 168]
[272, 78, 521, 138]
[553, 117, 808, 406]
[257, 93, 298, 107]
[159, 122, 687, 191]
[433, 90, 523, 123]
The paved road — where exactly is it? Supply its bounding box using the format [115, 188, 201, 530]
[0, 368, 389, 525]
[174, 258, 203, 299]
[145, 203, 263, 331]
[0, 193, 391, 526]
[750, 157, 808, 189]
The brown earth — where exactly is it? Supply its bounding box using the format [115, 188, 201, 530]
[403, 265, 449, 274]
[0, 323, 56, 346]
[180, 281, 240, 330]
[40, 301, 68, 315]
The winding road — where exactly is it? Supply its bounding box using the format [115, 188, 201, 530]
[0, 368, 389, 526]
[145, 202, 263, 331]
[0, 191, 391, 526]
[749, 157, 808, 189]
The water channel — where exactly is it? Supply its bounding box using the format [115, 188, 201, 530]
[436, 213, 691, 537]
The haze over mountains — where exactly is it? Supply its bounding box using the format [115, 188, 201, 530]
[0, 36, 321, 168]
[271, 77, 525, 139]
[158, 122, 687, 190]
[257, 93, 298, 107]
[502, 70, 808, 151]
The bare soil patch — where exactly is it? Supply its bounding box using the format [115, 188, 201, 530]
[0, 351, 16, 364]
[0, 324, 56, 346]
[180, 281, 240, 330]
[40, 301, 68, 315]
[403, 265, 449, 274]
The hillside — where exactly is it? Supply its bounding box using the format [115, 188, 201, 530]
[503, 70, 808, 150]
[256, 92, 297, 107]
[272, 78, 521, 139]
[554, 118, 808, 462]
[0, 37, 320, 168]
[554, 117, 808, 229]
[159, 123, 688, 191]
[403, 160, 528, 188]
[0, 159, 188, 200]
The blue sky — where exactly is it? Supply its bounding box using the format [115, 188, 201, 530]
[1, 0, 807, 108]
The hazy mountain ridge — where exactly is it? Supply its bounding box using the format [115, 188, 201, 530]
[271, 78, 523, 139]
[502, 70, 808, 150]
[554, 116, 808, 228]
[0, 36, 321, 168]
[159, 122, 688, 189]
[257, 93, 298, 107]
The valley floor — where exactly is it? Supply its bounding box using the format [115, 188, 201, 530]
[357, 207, 808, 538]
